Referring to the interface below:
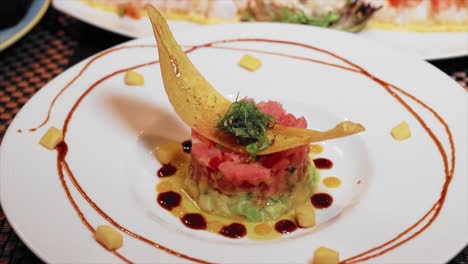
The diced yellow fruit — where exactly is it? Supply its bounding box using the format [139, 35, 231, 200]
[313, 246, 339, 264]
[239, 54, 262, 71]
[39, 127, 63, 150]
[124, 70, 144, 86]
[295, 202, 316, 228]
[95, 225, 123, 251]
[391, 121, 411, 141]
[155, 141, 184, 164]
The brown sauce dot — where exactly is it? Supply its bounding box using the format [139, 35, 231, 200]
[274, 219, 297, 234]
[219, 223, 246, 239]
[311, 193, 333, 209]
[157, 191, 181, 211]
[182, 140, 192, 153]
[313, 158, 333, 169]
[157, 164, 177, 177]
[181, 213, 207, 230]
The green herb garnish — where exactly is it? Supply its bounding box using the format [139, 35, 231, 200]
[216, 100, 277, 156]
[274, 8, 341, 28]
[268, 0, 381, 33]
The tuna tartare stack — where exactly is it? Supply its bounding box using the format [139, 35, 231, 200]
[185, 100, 318, 222]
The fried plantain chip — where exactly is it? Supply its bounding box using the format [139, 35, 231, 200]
[146, 5, 365, 155]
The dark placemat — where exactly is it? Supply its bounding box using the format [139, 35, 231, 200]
[0, 7, 467, 264]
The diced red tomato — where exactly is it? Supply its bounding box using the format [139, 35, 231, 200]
[388, 0, 423, 8]
[218, 161, 271, 184]
[430, 0, 466, 13]
[257, 100, 287, 121]
[257, 100, 308, 128]
[191, 143, 222, 168]
[124, 2, 142, 19]
[259, 152, 284, 168]
[208, 156, 222, 171]
[456, 0, 468, 8]
[388, 0, 403, 7]
[281, 114, 307, 128]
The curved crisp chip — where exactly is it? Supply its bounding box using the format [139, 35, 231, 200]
[146, 5, 365, 155]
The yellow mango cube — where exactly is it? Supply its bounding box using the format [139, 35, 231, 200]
[39, 127, 63, 150]
[155, 141, 184, 164]
[124, 70, 144, 86]
[391, 121, 411, 141]
[239, 54, 262, 71]
[295, 202, 316, 228]
[313, 246, 339, 264]
[95, 225, 123, 251]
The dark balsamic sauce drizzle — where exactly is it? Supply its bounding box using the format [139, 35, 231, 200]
[157, 164, 177, 177]
[40, 38, 453, 264]
[311, 193, 334, 209]
[313, 158, 333, 169]
[274, 220, 297, 234]
[181, 213, 207, 230]
[219, 223, 247, 238]
[182, 140, 192, 153]
[157, 191, 181, 211]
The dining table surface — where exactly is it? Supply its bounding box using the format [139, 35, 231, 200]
[0, 6, 467, 264]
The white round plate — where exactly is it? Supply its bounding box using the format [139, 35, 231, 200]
[0, 23, 466, 263]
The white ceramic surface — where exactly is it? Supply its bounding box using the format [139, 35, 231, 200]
[0, 23, 466, 263]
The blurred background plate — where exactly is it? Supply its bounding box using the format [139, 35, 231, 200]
[0, 0, 51, 51]
[52, 0, 238, 37]
[52, 0, 467, 60]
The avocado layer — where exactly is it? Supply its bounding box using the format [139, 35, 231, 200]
[184, 163, 319, 222]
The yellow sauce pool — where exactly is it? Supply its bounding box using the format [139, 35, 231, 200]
[322, 177, 342, 188]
